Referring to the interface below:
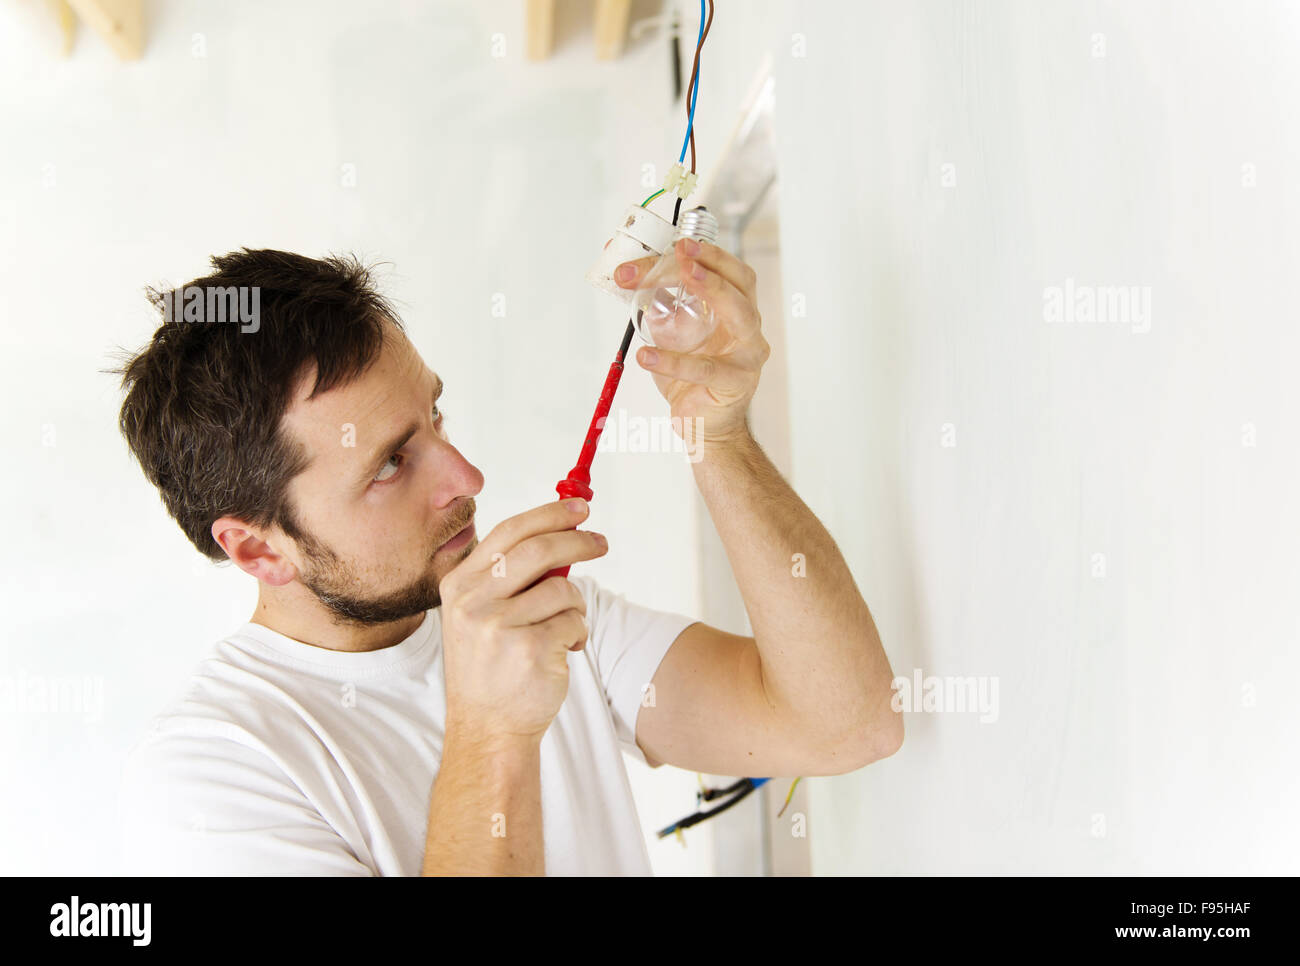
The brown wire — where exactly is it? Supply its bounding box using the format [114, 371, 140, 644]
[685, 0, 715, 175]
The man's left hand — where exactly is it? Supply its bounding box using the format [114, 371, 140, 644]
[614, 238, 770, 452]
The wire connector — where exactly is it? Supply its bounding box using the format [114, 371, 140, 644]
[662, 162, 698, 200]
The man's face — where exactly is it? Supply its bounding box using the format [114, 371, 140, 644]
[277, 322, 484, 625]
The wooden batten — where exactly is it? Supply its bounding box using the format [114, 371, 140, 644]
[65, 0, 143, 60]
[594, 0, 631, 60]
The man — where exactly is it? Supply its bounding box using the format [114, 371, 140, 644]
[114, 243, 901, 876]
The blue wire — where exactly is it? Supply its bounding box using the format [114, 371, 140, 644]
[676, 0, 706, 164]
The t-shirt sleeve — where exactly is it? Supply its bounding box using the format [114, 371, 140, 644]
[569, 575, 698, 767]
[117, 730, 374, 876]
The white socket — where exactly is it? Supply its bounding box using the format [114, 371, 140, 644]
[584, 205, 677, 303]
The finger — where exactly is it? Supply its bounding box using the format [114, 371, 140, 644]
[614, 242, 760, 304]
[501, 576, 587, 626]
[613, 256, 658, 289]
[525, 607, 590, 654]
[492, 529, 609, 600]
[635, 345, 756, 392]
[674, 239, 758, 302]
[673, 253, 764, 342]
[460, 498, 590, 579]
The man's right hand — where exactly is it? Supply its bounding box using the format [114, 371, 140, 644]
[437, 498, 609, 746]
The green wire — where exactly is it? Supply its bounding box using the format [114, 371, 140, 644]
[640, 188, 666, 207]
[777, 777, 801, 818]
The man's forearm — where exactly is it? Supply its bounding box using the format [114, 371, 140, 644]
[692, 428, 901, 758]
[422, 728, 544, 875]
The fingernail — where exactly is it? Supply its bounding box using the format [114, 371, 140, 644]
[568, 498, 588, 513]
[593, 532, 608, 548]
[690, 260, 707, 280]
[681, 238, 701, 256]
[615, 264, 636, 282]
[640, 348, 659, 366]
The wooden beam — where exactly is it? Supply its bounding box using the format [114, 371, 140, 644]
[594, 0, 631, 60]
[65, 0, 143, 60]
[45, 0, 78, 56]
[525, 0, 555, 61]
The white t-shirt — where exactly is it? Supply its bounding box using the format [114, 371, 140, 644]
[117, 575, 696, 876]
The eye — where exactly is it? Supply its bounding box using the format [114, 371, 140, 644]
[374, 453, 403, 483]
[372, 405, 443, 486]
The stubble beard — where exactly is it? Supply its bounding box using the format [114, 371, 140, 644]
[297, 533, 477, 626]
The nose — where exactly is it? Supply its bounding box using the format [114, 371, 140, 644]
[432, 439, 484, 509]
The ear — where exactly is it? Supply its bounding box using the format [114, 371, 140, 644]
[211, 517, 298, 586]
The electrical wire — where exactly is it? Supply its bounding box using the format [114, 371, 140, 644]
[672, 0, 713, 226]
[685, 0, 713, 176]
[699, 776, 750, 802]
[676, 0, 706, 165]
[670, 8, 682, 101]
[776, 776, 801, 818]
[640, 0, 712, 213]
[656, 777, 769, 839]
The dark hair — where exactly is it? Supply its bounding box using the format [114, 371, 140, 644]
[108, 248, 403, 562]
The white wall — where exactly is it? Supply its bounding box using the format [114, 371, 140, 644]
[724, 0, 1300, 873]
[0, 0, 716, 875]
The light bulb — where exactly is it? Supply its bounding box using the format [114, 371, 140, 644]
[633, 206, 720, 353]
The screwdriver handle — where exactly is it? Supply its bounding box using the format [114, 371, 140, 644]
[537, 476, 594, 583]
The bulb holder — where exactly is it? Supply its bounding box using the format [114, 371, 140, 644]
[585, 205, 676, 304]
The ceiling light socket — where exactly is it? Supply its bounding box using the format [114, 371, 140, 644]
[585, 205, 677, 303]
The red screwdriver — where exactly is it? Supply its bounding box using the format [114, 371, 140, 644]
[527, 318, 638, 590]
